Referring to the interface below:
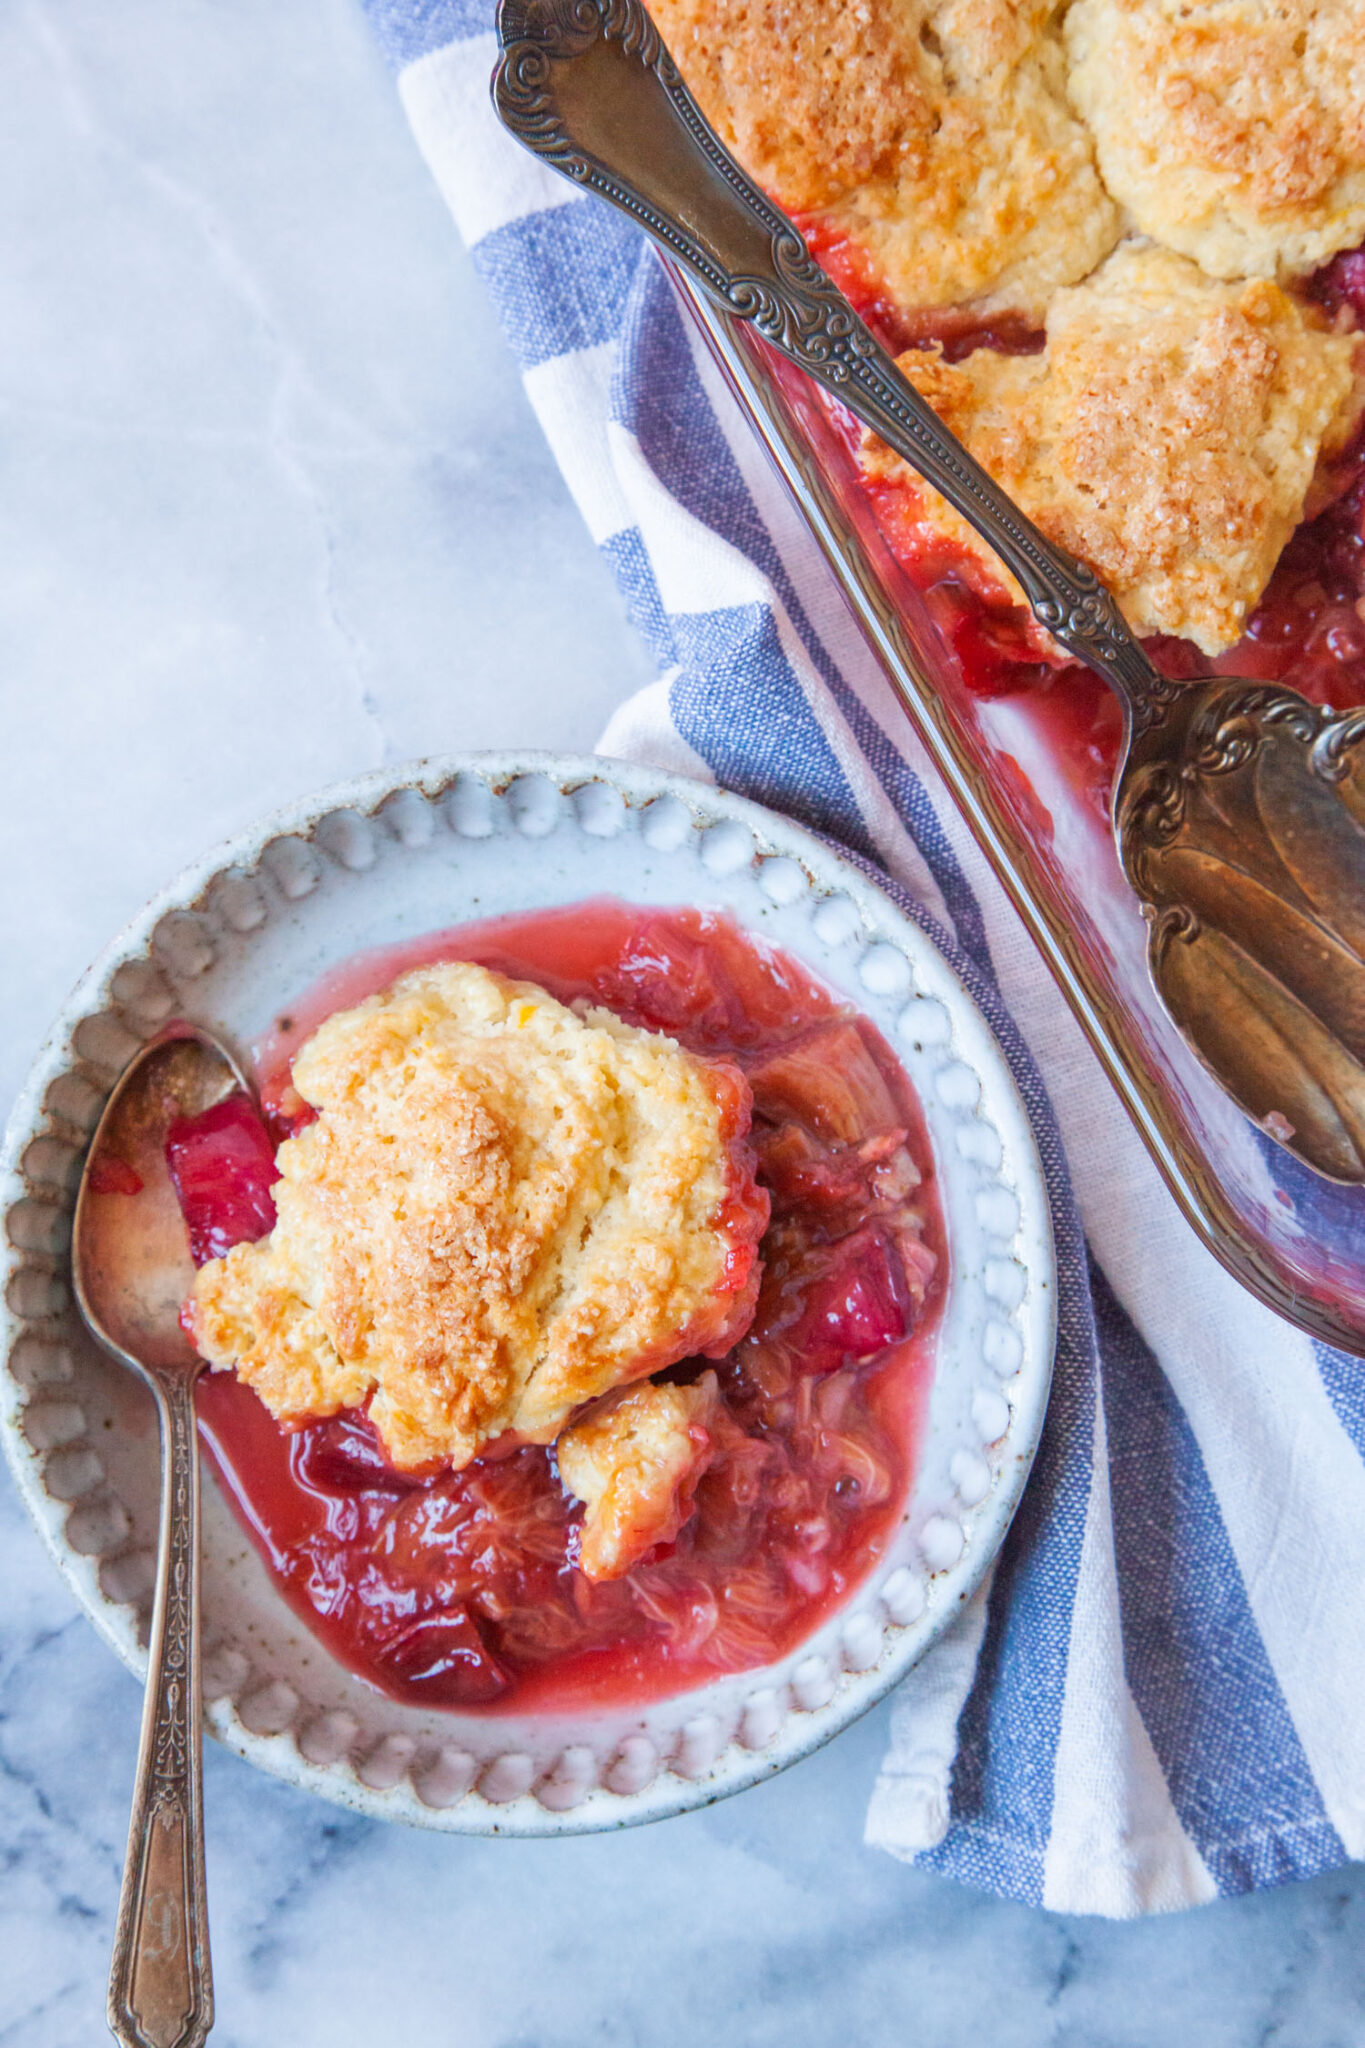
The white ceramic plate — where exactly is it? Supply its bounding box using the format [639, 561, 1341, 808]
[1, 752, 1055, 1834]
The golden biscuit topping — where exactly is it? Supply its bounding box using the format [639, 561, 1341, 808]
[652, 0, 1119, 315]
[557, 1373, 721, 1580]
[656, 0, 1365, 651]
[1066, 0, 1365, 281]
[657, 0, 927, 215]
[860, 245, 1365, 652]
[189, 964, 765, 1471]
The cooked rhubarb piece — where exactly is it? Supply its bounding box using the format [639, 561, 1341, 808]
[753, 1120, 873, 1213]
[755, 1122, 922, 1220]
[757, 1224, 917, 1376]
[746, 1019, 900, 1143]
[165, 1091, 278, 1266]
[376, 1608, 510, 1706]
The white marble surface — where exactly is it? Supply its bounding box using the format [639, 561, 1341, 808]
[2, 1, 1363, 2041]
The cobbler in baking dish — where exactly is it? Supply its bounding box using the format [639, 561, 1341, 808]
[166, 903, 944, 1712]
[652, 0, 1365, 785]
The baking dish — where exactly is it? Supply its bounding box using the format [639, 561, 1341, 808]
[668, 265, 1365, 1358]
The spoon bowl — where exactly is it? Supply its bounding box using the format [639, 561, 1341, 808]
[75, 1032, 242, 1373]
[1119, 679, 1365, 1180]
[73, 1024, 248, 2048]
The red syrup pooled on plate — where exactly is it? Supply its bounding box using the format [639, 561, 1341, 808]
[173, 902, 945, 1715]
[804, 217, 1365, 820]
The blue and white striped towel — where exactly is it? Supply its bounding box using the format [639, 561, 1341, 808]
[361, 0, 1365, 1916]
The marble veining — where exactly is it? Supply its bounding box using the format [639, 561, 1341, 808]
[1, 0, 1363, 2039]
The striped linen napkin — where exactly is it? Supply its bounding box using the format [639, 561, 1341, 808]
[359, 0, 1365, 1915]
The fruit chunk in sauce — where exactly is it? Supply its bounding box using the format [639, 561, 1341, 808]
[173, 903, 944, 1715]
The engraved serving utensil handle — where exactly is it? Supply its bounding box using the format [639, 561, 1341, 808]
[107, 1371, 213, 2048]
[492, 0, 1172, 731]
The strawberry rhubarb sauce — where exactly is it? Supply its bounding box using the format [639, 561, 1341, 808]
[800, 216, 1365, 819]
[169, 903, 945, 1715]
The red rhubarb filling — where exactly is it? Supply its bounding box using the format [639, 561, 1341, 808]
[171, 902, 944, 1715]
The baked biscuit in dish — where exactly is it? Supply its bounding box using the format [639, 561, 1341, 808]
[859, 244, 1365, 653]
[189, 963, 766, 1471]
[1066, 0, 1365, 282]
[558, 1373, 721, 1580]
[651, 0, 1120, 316]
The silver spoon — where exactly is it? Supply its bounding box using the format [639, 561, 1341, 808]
[492, 0, 1365, 1184]
[73, 1025, 248, 2048]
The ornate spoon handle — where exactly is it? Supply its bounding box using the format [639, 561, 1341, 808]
[108, 1372, 213, 2048]
[493, 0, 1172, 728]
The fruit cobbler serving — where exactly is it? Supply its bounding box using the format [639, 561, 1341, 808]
[166, 903, 944, 1713]
[654, 0, 1365, 785]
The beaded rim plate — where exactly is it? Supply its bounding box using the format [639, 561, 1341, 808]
[0, 752, 1056, 1835]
